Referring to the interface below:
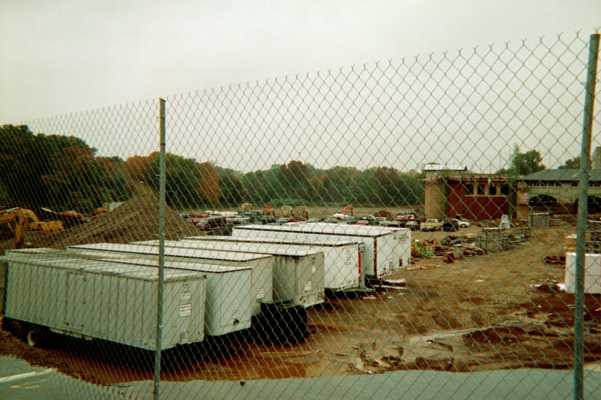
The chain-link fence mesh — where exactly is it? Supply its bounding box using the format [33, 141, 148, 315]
[1, 30, 600, 400]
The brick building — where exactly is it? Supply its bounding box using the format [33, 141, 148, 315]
[424, 165, 512, 220]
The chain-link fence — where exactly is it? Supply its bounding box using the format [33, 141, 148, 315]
[0, 30, 600, 400]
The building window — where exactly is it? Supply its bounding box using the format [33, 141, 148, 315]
[464, 183, 474, 195]
[489, 185, 498, 195]
[477, 183, 486, 195]
[500, 184, 510, 195]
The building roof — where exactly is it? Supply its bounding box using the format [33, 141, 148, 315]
[522, 168, 601, 182]
[422, 162, 467, 172]
[444, 173, 509, 181]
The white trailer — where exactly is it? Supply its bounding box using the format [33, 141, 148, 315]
[93, 257, 253, 336]
[565, 252, 601, 294]
[1, 253, 207, 350]
[66, 243, 273, 316]
[134, 239, 325, 308]
[185, 235, 364, 291]
[233, 223, 411, 278]
[4, 249, 253, 337]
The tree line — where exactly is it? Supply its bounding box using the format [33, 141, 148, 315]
[0, 125, 129, 212]
[124, 153, 424, 209]
[3, 125, 580, 213]
[0, 125, 424, 212]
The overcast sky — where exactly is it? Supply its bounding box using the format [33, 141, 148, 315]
[1, 0, 600, 171]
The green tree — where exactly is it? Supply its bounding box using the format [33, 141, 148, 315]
[218, 167, 245, 206]
[148, 153, 202, 208]
[279, 160, 312, 200]
[41, 147, 127, 212]
[498, 145, 546, 176]
[240, 168, 280, 204]
[559, 156, 579, 169]
[321, 166, 360, 203]
[349, 167, 422, 206]
[0, 125, 109, 211]
[0, 182, 9, 206]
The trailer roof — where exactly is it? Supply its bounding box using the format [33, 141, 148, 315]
[136, 239, 323, 257]
[6, 254, 206, 281]
[185, 235, 360, 247]
[68, 243, 273, 262]
[235, 222, 408, 237]
[6, 249, 249, 274]
[5, 248, 60, 255]
[100, 256, 252, 273]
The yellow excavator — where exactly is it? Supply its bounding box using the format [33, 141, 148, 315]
[0, 208, 64, 249]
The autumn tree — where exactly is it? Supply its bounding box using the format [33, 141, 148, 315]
[146, 153, 201, 208]
[125, 153, 157, 182]
[197, 162, 221, 206]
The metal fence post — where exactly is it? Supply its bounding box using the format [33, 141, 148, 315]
[154, 98, 167, 400]
[574, 33, 599, 400]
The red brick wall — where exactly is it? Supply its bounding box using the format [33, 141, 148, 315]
[447, 181, 509, 220]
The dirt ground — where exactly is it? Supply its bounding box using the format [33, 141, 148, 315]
[1, 223, 601, 385]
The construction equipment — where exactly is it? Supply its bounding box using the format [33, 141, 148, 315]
[0, 208, 64, 249]
[39, 207, 88, 228]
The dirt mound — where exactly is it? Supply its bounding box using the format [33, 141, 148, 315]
[30, 186, 202, 248]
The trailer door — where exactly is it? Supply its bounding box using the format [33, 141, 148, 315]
[64, 272, 88, 333]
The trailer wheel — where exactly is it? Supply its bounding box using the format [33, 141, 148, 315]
[26, 328, 49, 348]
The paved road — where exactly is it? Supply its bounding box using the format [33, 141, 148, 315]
[2, 355, 601, 400]
[0, 357, 135, 400]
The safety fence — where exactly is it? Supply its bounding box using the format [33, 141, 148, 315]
[0, 30, 600, 400]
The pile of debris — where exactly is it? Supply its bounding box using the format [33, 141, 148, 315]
[412, 235, 485, 263]
[29, 185, 201, 248]
[477, 227, 529, 253]
[563, 221, 601, 255]
[544, 255, 566, 265]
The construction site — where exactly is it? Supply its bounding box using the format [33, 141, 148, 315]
[0, 10, 600, 399]
[1, 181, 600, 387]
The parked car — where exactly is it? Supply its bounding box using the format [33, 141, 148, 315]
[405, 221, 419, 231]
[444, 218, 470, 229]
[420, 219, 443, 231]
[395, 212, 417, 227]
[442, 219, 459, 232]
[379, 220, 403, 227]
[354, 215, 378, 225]
[456, 219, 471, 228]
